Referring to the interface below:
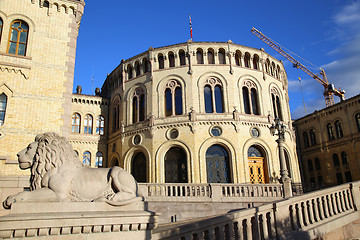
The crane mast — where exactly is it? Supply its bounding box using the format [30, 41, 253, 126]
[251, 27, 345, 107]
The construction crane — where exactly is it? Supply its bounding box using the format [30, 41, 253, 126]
[251, 27, 345, 107]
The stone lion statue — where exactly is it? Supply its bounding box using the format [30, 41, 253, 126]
[3, 132, 139, 209]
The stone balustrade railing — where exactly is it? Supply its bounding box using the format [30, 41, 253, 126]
[152, 181, 360, 239]
[138, 183, 283, 202]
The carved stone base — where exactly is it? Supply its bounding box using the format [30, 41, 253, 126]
[0, 199, 158, 239]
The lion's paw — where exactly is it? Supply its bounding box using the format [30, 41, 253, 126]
[3, 195, 16, 209]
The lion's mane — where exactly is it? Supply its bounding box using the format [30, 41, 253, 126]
[30, 132, 82, 190]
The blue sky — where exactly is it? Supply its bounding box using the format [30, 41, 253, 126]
[73, 0, 360, 120]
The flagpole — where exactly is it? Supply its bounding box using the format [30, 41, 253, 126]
[189, 14, 193, 41]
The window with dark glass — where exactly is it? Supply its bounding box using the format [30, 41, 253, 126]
[341, 151, 348, 165]
[244, 52, 251, 68]
[218, 48, 226, 64]
[112, 99, 120, 132]
[132, 152, 147, 183]
[204, 78, 224, 113]
[158, 54, 164, 69]
[253, 54, 259, 70]
[242, 83, 259, 115]
[71, 113, 81, 133]
[82, 151, 91, 166]
[143, 58, 149, 73]
[165, 147, 188, 183]
[275, 96, 283, 120]
[307, 159, 313, 172]
[0, 18, 3, 44]
[132, 88, 145, 123]
[235, 50, 241, 66]
[0, 93, 7, 126]
[127, 64, 133, 79]
[250, 88, 259, 115]
[271, 62, 276, 76]
[356, 113, 360, 132]
[310, 129, 316, 145]
[8, 20, 29, 56]
[336, 172, 343, 184]
[135, 61, 141, 77]
[242, 87, 250, 114]
[327, 123, 335, 140]
[96, 115, 105, 135]
[207, 49, 215, 64]
[196, 49, 203, 64]
[164, 80, 182, 116]
[265, 59, 270, 74]
[333, 153, 340, 167]
[179, 50, 186, 66]
[84, 114, 93, 134]
[206, 145, 231, 183]
[168, 52, 175, 67]
[335, 120, 343, 138]
[303, 132, 309, 148]
[345, 171, 352, 182]
[315, 158, 321, 170]
[95, 152, 103, 167]
[284, 151, 291, 178]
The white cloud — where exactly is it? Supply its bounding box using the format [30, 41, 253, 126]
[333, 1, 360, 26]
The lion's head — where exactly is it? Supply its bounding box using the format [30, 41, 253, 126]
[17, 132, 82, 190]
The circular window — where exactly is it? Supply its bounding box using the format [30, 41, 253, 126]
[251, 128, 260, 138]
[133, 134, 141, 145]
[169, 129, 179, 139]
[210, 126, 222, 137]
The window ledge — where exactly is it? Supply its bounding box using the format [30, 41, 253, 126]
[0, 52, 32, 61]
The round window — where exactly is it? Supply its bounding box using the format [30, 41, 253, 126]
[169, 129, 179, 139]
[251, 128, 260, 138]
[211, 126, 222, 137]
[133, 134, 141, 145]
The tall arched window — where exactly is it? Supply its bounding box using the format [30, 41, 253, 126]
[356, 113, 360, 132]
[253, 54, 260, 70]
[112, 99, 120, 132]
[271, 88, 283, 120]
[135, 61, 141, 77]
[265, 59, 270, 74]
[0, 18, 3, 43]
[310, 129, 316, 146]
[158, 54, 164, 69]
[165, 147, 188, 183]
[204, 78, 224, 113]
[271, 62, 276, 76]
[207, 48, 215, 64]
[95, 152, 103, 167]
[244, 52, 251, 68]
[8, 20, 29, 56]
[307, 159, 313, 172]
[242, 87, 250, 114]
[218, 48, 226, 64]
[303, 132, 309, 148]
[143, 58, 149, 73]
[132, 88, 145, 123]
[341, 151, 348, 165]
[83, 151, 91, 166]
[96, 115, 105, 135]
[315, 158, 321, 170]
[242, 81, 259, 115]
[179, 50, 186, 66]
[333, 153, 340, 167]
[335, 120, 343, 138]
[0, 93, 7, 126]
[131, 152, 147, 183]
[248, 145, 268, 184]
[327, 123, 335, 140]
[164, 80, 182, 116]
[284, 151, 292, 178]
[206, 145, 231, 183]
[196, 48, 203, 64]
[250, 88, 259, 115]
[84, 114, 93, 134]
[168, 52, 175, 67]
[71, 113, 81, 133]
[127, 64, 133, 79]
[235, 50, 241, 66]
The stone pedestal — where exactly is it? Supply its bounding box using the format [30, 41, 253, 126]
[0, 198, 158, 239]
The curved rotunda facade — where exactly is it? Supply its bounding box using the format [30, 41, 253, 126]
[101, 40, 301, 185]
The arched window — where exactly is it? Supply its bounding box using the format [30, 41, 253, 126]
[8, 20, 29, 56]
[310, 129, 316, 146]
[356, 113, 360, 132]
[253, 54, 259, 70]
[248, 145, 268, 183]
[71, 113, 81, 133]
[265, 59, 270, 74]
[110, 158, 119, 167]
[218, 48, 226, 64]
[207, 48, 215, 64]
[112, 99, 120, 132]
[0, 18, 3, 43]
[135, 61, 141, 77]
[131, 152, 147, 183]
[271, 88, 283, 120]
[204, 78, 224, 113]
[315, 158, 321, 170]
[127, 64, 133, 79]
[333, 153, 340, 167]
[276, 65, 280, 79]
[143, 58, 149, 73]
[168, 52, 175, 67]
[250, 88, 259, 115]
[84, 114, 93, 134]
[341, 151, 348, 165]
[206, 145, 231, 183]
[132, 88, 145, 123]
[327, 123, 335, 140]
[244, 52, 251, 68]
[271, 62, 276, 76]
[284, 151, 292, 178]
[164, 80, 182, 116]
[235, 50, 241, 66]
[196, 48, 203, 64]
[158, 54, 164, 69]
[242, 81, 259, 115]
[179, 50, 186, 66]
[0, 93, 7, 126]
[165, 147, 188, 183]
[335, 120, 343, 138]
[95, 152, 103, 167]
[242, 87, 250, 114]
[83, 151, 91, 166]
[303, 132, 309, 148]
[96, 115, 105, 135]
[307, 159, 313, 172]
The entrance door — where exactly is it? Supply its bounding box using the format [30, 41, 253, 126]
[206, 145, 231, 183]
[248, 145, 268, 184]
[165, 147, 188, 183]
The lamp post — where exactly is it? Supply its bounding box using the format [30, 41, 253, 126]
[270, 118, 292, 197]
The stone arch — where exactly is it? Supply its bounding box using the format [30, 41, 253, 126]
[108, 152, 121, 168]
[124, 145, 151, 182]
[237, 75, 263, 115]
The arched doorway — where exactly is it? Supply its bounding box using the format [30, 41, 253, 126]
[110, 157, 119, 167]
[165, 147, 188, 183]
[248, 145, 268, 184]
[131, 152, 147, 183]
[206, 145, 232, 183]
